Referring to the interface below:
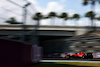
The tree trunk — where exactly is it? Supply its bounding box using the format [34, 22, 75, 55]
[49, 19, 51, 25]
[52, 17, 55, 25]
[62, 19, 64, 25]
[91, 1, 96, 31]
[75, 20, 78, 26]
[63, 20, 66, 26]
[37, 20, 40, 26]
[50, 18, 52, 25]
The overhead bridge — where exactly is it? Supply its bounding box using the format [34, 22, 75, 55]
[1, 25, 100, 54]
[0, 25, 95, 36]
[0, 25, 99, 43]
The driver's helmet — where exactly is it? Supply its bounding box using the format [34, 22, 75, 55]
[77, 53, 79, 54]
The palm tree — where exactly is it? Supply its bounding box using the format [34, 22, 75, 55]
[83, 0, 100, 6]
[72, 14, 80, 26]
[48, 12, 57, 25]
[96, 16, 100, 20]
[43, 16, 49, 19]
[85, 11, 95, 26]
[83, 0, 100, 31]
[59, 12, 68, 25]
[83, 0, 88, 6]
[32, 12, 43, 26]
[32, 12, 43, 45]
[96, 16, 100, 26]
[6, 17, 22, 24]
[64, 17, 69, 25]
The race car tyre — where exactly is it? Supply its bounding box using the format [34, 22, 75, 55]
[82, 55, 87, 59]
[89, 55, 93, 59]
[82, 56, 85, 59]
[87, 55, 93, 59]
[87, 53, 93, 59]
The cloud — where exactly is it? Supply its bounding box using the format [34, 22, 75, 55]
[59, 0, 67, 4]
[87, 6, 100, 14]
[41, 18, 63, 25]
[1, 0, 99, 26]
[28, 0, 41, 12]
[0, 0, 75, 25]
[37, 1, 76, 26]
[95, 21, 100, 26]
[0, 0, 24, 24]
[95, 7, 100, 13]
[66, 10, 75, 17]
[40, 1, 65, 15]
[38, 1, 68, 25]
[0, 0, 38, 24]
[41, 19, 50, 25]
[78, 20, 90, 26]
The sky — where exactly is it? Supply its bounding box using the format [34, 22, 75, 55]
[0, 0, 100, 26]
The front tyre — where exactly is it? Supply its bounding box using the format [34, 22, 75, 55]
[66, 55, 70, 59]
[82, 55, 85, 59]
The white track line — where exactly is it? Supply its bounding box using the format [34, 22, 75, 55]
[40, 60, 100, 63]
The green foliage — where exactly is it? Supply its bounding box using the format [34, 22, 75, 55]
[59, 12, 68, 18]
[72, 14, 80, 20]
[64, 17, 69, 20]
[68, 17, 73, 20]
[32, 12, 81, 25]
[6, 17, 22, 24]
[82, 0, 100, 5]
[58, 12, 69, 25]
[32, 12, 43, 20]
[43, 16, 49, 19]
[96, 16, 100, 20]
[85, 11, 95, 19]
[59, 12, 69, 20]
[48, 12, 57, 18]
[29, 62, 100, 67]
[83, 0, 88, 5]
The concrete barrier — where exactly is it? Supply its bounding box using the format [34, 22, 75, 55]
[0, 38, 42, 67]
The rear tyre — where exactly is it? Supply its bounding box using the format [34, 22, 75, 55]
[89, 55, 93, 59]
[87, 53, 93, 59]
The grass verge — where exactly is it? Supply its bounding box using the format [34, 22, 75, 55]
[29, 62, 100, 67]
[55, 62, 100, 67]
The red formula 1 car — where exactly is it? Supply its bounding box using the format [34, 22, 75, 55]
[71, 52, 85, 58]
[65, 52, 93, 59]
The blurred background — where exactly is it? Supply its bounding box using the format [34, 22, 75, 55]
[1, 0, 100, 58]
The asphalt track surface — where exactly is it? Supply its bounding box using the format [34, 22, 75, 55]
[40, 58, 100, 63]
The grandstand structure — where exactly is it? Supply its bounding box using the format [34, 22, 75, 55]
[69, 31, 100, 53]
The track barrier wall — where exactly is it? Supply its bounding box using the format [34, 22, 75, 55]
[0, 38, 42, 67]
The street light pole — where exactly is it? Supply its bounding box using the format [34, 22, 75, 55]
[87, 0, 96, 31]
[31, 17, 40, 45]
[35, 19, 40, 45]
[90, 0, 96, 31]
[91, 0, 95, 26]
[21, 3, 31, 42]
